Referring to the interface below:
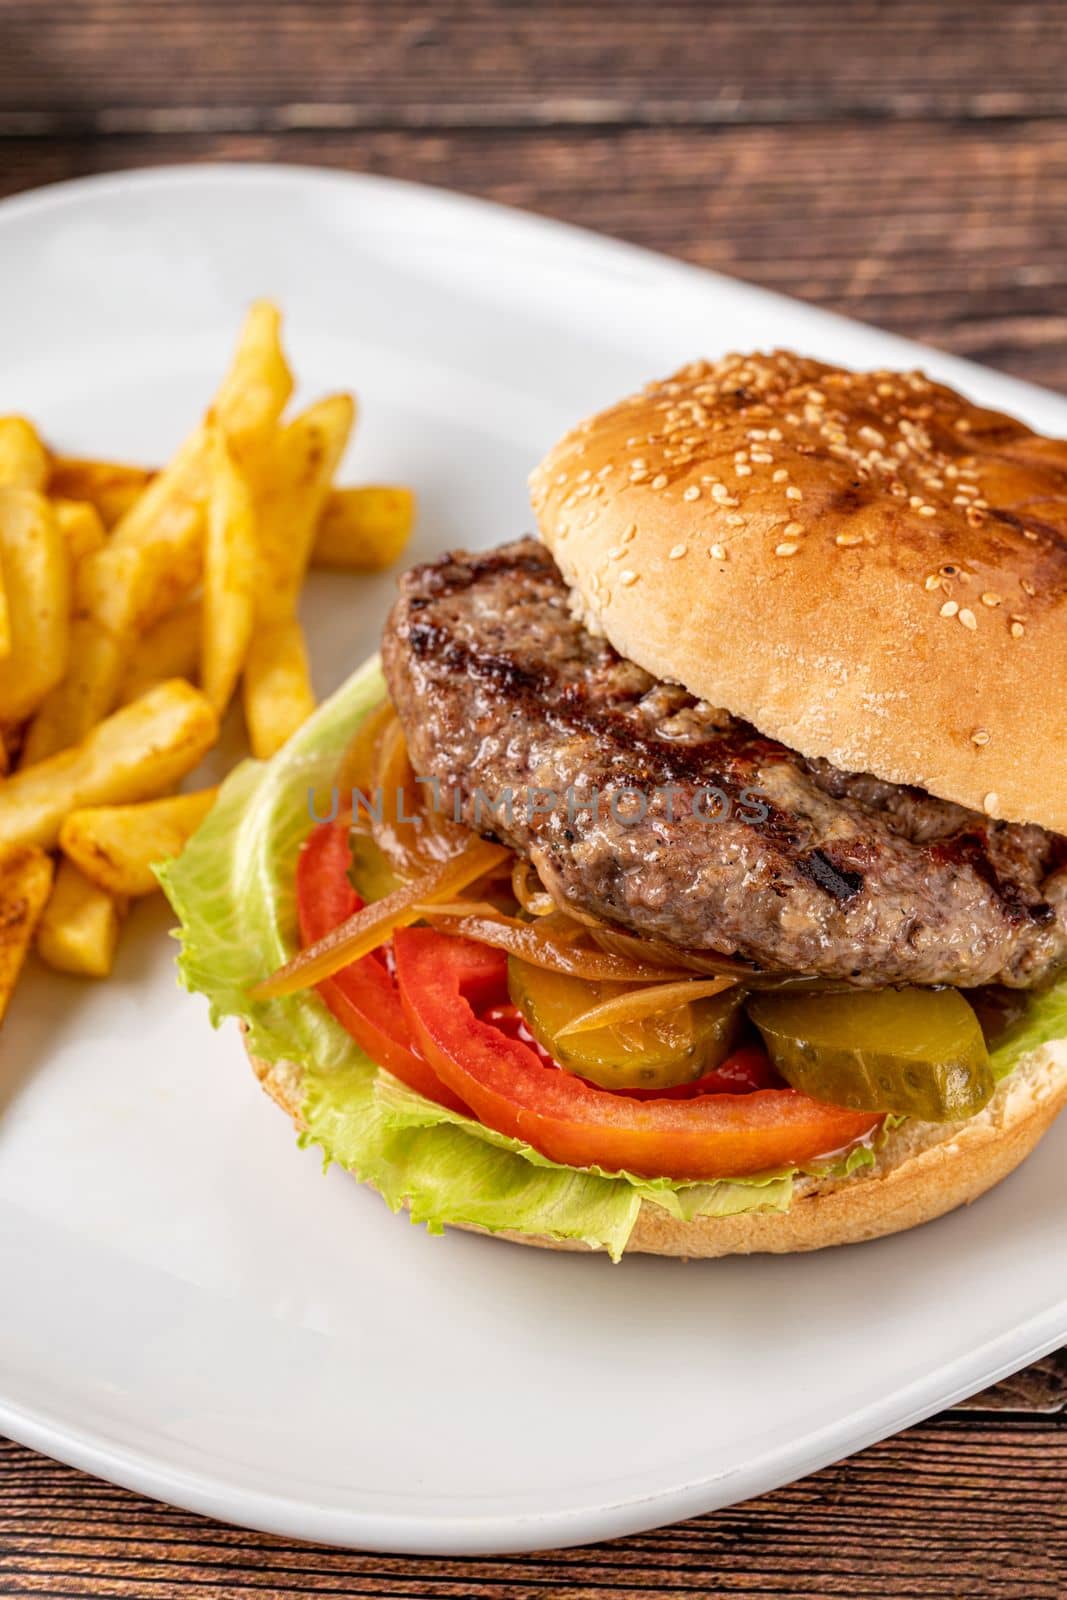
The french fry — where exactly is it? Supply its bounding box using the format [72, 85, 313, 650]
[0, 416, 49, 491]
[209, 299, 293, 470]
[0, 548, 10, 660]
[256, 393, 355, 621]
[119, 601, 201, 705]
[48, 457, 153, 527]
[20, 619, 127, 765]
[36, 858, 126, 979]
[0, 845, 53, 1022]
[312, 486, 416, 571]
[101, 300, 295, 641]
[74, 537, 191, 636]
[60, 788, 218, 899]
[0, 489, 71, 723]
[243, 618, 315, 759]
[0, 678, 218, 852]
[19, 307, 295, 761]
[53, 498, 107, 565]
[201, 430, 256, 715]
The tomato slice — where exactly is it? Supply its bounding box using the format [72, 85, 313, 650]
[296, 822, 470, 1113]
[394, 927, 882, 1181]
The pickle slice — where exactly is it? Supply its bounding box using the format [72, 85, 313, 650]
[746, 987, 994, 1121]
[508, 957, 745, 1090]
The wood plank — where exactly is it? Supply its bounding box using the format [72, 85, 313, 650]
[2, 120, 1066, 391]
[959, 1348, 1067, 1413]
[3, 1, 1067, 127]
[0, 1421, 1064, 1597]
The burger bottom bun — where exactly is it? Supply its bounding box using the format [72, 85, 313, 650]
[246, 1039, 1067, 1258]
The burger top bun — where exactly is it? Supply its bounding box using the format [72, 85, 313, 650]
[530, 351, 1067, 833]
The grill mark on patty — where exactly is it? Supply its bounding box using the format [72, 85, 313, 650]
[796, 850, 865, 902]
[409, 617, 789, 797]
[381, 538, 1067, 989]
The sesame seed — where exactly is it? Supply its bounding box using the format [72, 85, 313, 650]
[607, 545, 624, 560]
[725, 513, 744, 527]
[751, 450, 774, 465]
[983, 791, 999, 815]
[576, 468, 591, 483]
[1021, 579, 1036, 597]
[924, 574, 942, 591]
[710, 543, 727, 560]
[776, 542, 799, 557]
[786, 486, 803, 501]
[940, 600, 959, 618]
[651, 473, 668, 490]
[668, 543, 688, 560]
[619, 570, 639, 587]
[836, 531, 864, 547]
[1011, 620, 1025, 638]
[918, 504, 937, 518]
[971, 729, 991, 747]
[682, 485, 701, 501]
[958, 608, 977, 630]
[783, 521, 803, 537]
[772, 468, 789, 483]
[622, 523, 637, 542]
[981, 592, 1001, 608]
[630, 469, 648, 483]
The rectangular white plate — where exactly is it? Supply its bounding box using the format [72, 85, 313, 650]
[0, 165, 1063, 1555]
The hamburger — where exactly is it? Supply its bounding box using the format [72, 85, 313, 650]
[164, 351, 1067, 1259]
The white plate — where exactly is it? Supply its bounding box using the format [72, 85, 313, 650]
[0, 165, 1064, 1556]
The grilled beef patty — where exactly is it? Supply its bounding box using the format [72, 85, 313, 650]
[381, 539, 1067, 989]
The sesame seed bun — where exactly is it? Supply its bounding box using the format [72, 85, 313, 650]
[247, 1037, 1067, 1257]
[529, 352, 1067, 833]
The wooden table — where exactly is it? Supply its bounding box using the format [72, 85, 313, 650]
[1, 3, 1065, 1593]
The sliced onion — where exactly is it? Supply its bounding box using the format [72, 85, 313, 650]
[511, 858, 555, 917]
[587, 923, 806, 986]
[369, 714, 449, 879]
[423, 910, 697, 983]
[410, 899, 504, 918]
[556, 977, 737, 1038]
[252, 836, 510, 999]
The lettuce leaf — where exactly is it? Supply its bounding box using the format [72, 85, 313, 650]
[159, 658, 1060, 1259]
[991, 979, 1067, 1079]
